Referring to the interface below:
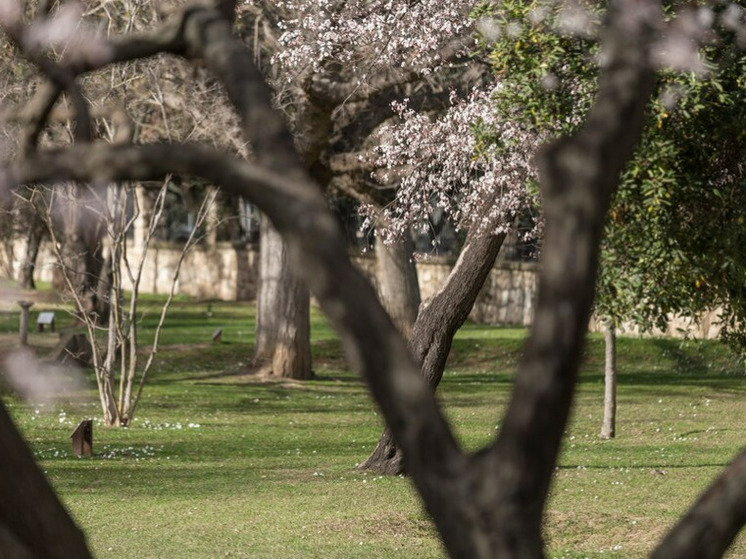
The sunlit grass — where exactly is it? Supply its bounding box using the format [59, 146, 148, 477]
[1, 295, 746, 558]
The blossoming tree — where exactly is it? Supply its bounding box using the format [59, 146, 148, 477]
[243, 0, 545, 414]
[243, 0, 499, 370]
[3, 1, 746, 558]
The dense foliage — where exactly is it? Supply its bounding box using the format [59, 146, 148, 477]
[477, 0, 746, 347]
[600, 21, 746, 347]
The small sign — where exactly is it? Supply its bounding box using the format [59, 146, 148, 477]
[71, 420, 93, 457]
[37, 312, 56, 332]
[212, 328, 223, 343]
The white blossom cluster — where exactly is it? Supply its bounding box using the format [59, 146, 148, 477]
[653, 3, 746, 75]
[0, 0, 110, 66]
[372, 87, 541, 241]
[268, 0, 474, 78]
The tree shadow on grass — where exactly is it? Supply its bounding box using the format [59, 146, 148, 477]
[578, 370, 745, 396]
[555, 461, 731, 470]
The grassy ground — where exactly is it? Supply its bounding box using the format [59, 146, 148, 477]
[1, 293, 746, 558]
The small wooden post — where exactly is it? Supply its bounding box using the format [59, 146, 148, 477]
[71, 420, 93, 457]
[17, 301, 34, 346]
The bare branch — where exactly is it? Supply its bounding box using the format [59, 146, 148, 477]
[6, 142, 313, 218]
[4, 45, 92, 144]
[16, 81, 61, 154]
[328, 174, 381, 207]
[128, 187, 218, 421]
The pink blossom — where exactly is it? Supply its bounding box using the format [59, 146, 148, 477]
[269, 0, 474, 79]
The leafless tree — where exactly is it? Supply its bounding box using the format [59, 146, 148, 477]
[38, 178, 214, 426]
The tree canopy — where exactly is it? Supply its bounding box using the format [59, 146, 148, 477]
[2, 1, 746, 558]
[475, 0, 746, 346]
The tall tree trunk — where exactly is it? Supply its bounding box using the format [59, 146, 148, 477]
[249, 63, 333, 383]
[360, 228, 506, 474]
[205, 186, 220, 247]
[600, 320, 617, 439]
[255, 214, 312, 379]
[375, 229, 421, 337]
[17, 213, 44, 290]
[133, 184, 154, 251]
[51, 186, 109, 324]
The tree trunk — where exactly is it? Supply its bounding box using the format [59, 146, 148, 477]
[17, 214, 44, 290]
[205, 186, 220, 247]
[271, 277, 312, 379]
[375, 229, 420, 337]
[600, 321, 617, 439]
[0, 398, 93, 558]
[133, 184, 154, 250]
[255, 214, 312, 379]
[51, 186, 109, 324]
[360, 229, 506, 474]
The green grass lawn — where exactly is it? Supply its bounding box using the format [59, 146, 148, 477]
[2, 297, 746, 558]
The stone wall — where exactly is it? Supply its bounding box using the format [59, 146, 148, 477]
[0, 239, 723, 337]
[352, 255, 537, 327]
[587, 310, 724, 340]
[2, 239, 257, 301]
[122, 243, 258, 301]
[2, 239, 537, 324]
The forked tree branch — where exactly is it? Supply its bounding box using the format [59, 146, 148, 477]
[17, 81, 61, 154]
[0, 26, 93, 145]
[477, 0, 661, 554]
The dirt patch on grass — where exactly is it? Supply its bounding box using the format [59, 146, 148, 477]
[316, 512, 435, 540]
[546, 508, 663, 555]
[192, 362, 312, 388]
[0, 332, 60, 353]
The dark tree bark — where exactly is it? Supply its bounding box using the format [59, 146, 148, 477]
[470, 4, 658, 553]
[255, 214, 312, 379]
[600, 320, 617, 439]
[247, 20, 334, 383]
[360, 227, 506, 474]
[0, 397, 92, 559]
[375, 228, 421, 338]
[17, 212, 44, 290]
